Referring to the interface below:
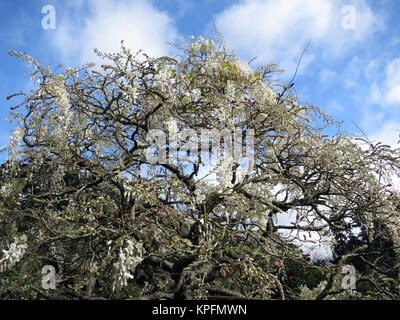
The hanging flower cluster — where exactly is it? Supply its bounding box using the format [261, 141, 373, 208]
[8, 127, 24, 163]
[112, 239, 146, 291]
[0, 234, 28, 272]
[48, 77, 71, 120]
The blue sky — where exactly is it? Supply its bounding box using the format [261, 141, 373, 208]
[1, 0, 400, 164]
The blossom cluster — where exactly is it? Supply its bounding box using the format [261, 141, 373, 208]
[154, 66, 175, 89]
[112, 239, 145, 290]
[120, 75, 139, 105]
[194, 187, 206, 204]
[250, 81, 277, 105]
[8, 127, 24, 162]
[48, 77, 71, 119]
[0, 234, 28, 272]
[230, 58, 254, 83]
[46, 76, 72, 142]
[183, 88, 202, 102]
[188, 36, 216, 55]
[216, 159, 234, 190]
[0, 183, 14, 198]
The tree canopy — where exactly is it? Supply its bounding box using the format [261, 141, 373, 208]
[1, 35, 400, 300]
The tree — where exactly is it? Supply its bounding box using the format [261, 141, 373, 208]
[1, 35, 400, 300]
[331, 197, 400, 299]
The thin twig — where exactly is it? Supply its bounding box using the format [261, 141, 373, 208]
[350, 119, 371, 144]
[287, 39, 312, 86]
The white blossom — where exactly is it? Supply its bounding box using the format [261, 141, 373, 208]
[188, 36, 216, 55]
[184, 88, 201, 101]
[0, 183, 14, 198]
[46, 77, 72, 142]
[121, 76, 139, 104]
[194, 188, 206, 203]
[8, 127, 24, 162]
[232, 58, 254, 82]
[49, 78, 71, 118]
[250, 81, 277, 104]
[154, 66, 175, 89]
[216, 159, 234, 190]
[0, 234, 28, 272]
[112, 239, 145, 290]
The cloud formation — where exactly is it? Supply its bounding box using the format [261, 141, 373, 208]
[384, 58, 400, 105]
[50, 0, 178, 66]
[371, 120, 400, 147]
[366, 58, 400, 108]
[215, 0, 383, 76]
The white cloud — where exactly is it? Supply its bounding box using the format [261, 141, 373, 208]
[343, 55, 365, 89]
[370, 120, 400, 193]
[325, 100, 344, 113]
[319, 68, 336, 84]
[368, 82, 383, 104]
[364, 59, 380, 82]
[50, 0, 178, 66]
[367, 58, 400, 107]
[386, 85, 400, 104]
[360, 108, 385, 132]
[384, 58, 400, 105]
[370, 120, 400, 147]
[215, 0, 383, 77]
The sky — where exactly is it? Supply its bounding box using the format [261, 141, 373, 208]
[1, 0, 400, 163]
